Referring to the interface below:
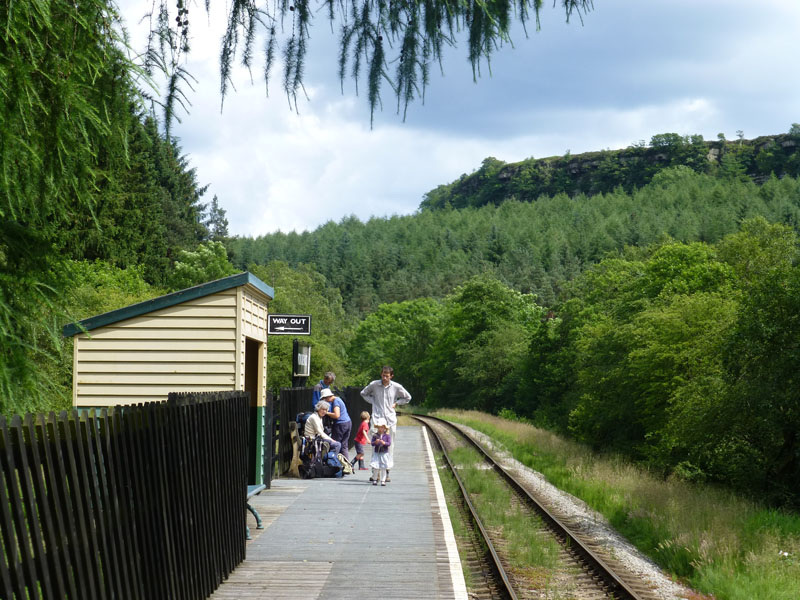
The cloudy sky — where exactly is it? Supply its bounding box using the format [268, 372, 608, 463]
[119, 0, 800, 236]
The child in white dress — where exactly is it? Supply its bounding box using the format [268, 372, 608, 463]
[370, 418, 393, 486]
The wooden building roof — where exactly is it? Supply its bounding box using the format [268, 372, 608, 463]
[63, 272, 274, 338]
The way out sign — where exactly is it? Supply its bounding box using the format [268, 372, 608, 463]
[268, 314, 311, 335]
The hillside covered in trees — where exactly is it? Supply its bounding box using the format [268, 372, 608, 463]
[229, 161, 800, 314]
[421, 129, 800, 211]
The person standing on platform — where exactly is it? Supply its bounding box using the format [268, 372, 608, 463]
[369, 418, 392, 486]
[322, 388, 352, 461]
[311, 371, 336, 410]
[351, 411, 371, 470]
[360, 366, 411, 483]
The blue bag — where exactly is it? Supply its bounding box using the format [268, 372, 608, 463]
[324, 451, 343, 478]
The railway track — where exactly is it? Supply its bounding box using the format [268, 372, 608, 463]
[413, 414, 662, 600]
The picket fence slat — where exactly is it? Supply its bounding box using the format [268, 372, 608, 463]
[0, 391, 252, 600]
[0, 417, 26, 598]
[43, 412, 82, 598]
[26, 414, 68, 599]
[109, 408, 146, 600]
[84, 410, 119, 598]
[94, 409, 127, 600]
[15, 414, 53, 599]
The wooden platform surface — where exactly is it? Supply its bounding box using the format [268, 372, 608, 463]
[213, 426, 467, 599]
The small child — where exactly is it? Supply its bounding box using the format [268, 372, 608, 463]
[352, 411, 371, 470]
[370, 417, 393, 486]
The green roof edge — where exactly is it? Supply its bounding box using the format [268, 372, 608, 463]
[63, 271, 274, 338]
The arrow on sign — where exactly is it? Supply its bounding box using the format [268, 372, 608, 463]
[273, 326, 305, 331]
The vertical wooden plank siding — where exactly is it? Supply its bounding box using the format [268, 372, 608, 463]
[11, 415, 52, 598]
[82, 413, 116, 597]
[0, 417, 34, 598]
[0, 392, 250, 599]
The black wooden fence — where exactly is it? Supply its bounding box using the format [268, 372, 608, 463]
[0, 391, 249, 600]
[276, 386, 371, 475]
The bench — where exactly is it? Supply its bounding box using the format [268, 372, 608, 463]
[246, 484, 266, 540]
[288, 421, 303, 477]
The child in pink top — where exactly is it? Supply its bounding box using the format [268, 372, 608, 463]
[352, 411, 371, 470]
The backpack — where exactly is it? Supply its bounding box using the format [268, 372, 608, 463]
[339, 453, 353, 475]
[299, 436, 326, 479]
[299, 438, 347, 479]
[296, 412, 312, 437]
[322, 451, 343, 478]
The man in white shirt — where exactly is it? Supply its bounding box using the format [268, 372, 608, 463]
[360, 366, 411, 482]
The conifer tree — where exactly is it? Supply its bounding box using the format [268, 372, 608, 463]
[205, 195, 230, 241]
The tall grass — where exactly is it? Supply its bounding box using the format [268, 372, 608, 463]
[435, 409, 800, 600]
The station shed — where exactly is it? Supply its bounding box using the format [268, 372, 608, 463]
[63, 271, 275, 484]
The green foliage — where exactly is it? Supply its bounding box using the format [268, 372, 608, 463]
[65, 260, 161, 319]
[347, 298, 445, 399]
[0, 0, 211, 412]
[59, 115, 172, 282]
[718, 220, 800, 504]
[0, 0, 138, 412]
[205, 195, 230, 241]
[168, 242, 238, 290]
[566, 241, 737, 460]
[55, 116, 210, 285]
[226, 170, 800, 507]
[517, 221, 800, 506]
[425, 274, 544, 412]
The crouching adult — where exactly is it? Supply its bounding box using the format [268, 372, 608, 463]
[303, 400, 341, 456]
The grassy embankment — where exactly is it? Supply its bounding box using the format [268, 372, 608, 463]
[432, 409, 800, 600]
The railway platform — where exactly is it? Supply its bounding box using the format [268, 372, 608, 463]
[212, 426, 468, 599]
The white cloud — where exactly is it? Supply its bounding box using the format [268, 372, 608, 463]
[118, 0, 800, 236]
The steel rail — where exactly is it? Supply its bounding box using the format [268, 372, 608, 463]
[417, 416, 518, 600]
[413, 413, 646, 600]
